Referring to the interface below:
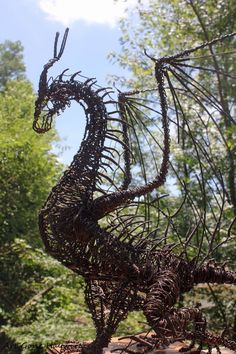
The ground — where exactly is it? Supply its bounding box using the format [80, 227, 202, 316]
[47, 337, 235, 353]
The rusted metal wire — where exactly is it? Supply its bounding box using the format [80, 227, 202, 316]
[34, 29, 236, 354]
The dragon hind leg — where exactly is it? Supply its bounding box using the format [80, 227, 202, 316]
[142, 270, 236, 352]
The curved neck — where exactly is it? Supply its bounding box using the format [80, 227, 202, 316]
[46, 81, 108, 208]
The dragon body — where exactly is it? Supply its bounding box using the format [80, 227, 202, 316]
[34, 29, 236, 353]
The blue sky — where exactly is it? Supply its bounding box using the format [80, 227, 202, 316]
[1, 0, 142, 164]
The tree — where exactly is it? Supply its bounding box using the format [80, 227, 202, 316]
[0, 40, 63, 246]
[0, 79, 61, 246]
[0, 40, 147, 353]
[0, 239, 91, 354]
[111, 0, 236, 335]
[111, 0, 236, 214]
[111, 0, 236, 256]
[0, 41, 77, 352]
[0, 40, 26, 91]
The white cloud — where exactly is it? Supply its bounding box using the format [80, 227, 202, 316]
[38, 0, 141, 27]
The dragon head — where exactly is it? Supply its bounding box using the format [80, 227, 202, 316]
[33, 28, 69, 133]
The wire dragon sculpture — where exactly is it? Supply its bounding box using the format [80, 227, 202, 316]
[33, 28, 236, 353]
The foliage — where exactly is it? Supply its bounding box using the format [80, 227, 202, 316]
[115, 1, 236, 154]
[111, 0, 236, 338]
[112, 0, 236, 252]
[0, 40, 90, 353]
[0, 40, 26, 91]
[0, 40, 145, 353]
[1, 4, 236, 351]
[185, 284, 236, 340]
[0, 79, 62, 247]
[0, 238, 145, 353]
[117, 311, 146, 336]
[0, 40, 62, 246]
[0, 239, 94, 353]
[0, 41, 87, 353]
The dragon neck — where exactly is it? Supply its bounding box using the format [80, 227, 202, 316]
[46, 80, 109, 209]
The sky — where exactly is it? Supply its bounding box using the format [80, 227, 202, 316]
[0, 0, 143, 164]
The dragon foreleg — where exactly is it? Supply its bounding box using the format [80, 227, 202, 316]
[83, 280, 138, 354]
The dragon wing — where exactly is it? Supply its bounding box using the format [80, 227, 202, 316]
[98, 33, 236, 263]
